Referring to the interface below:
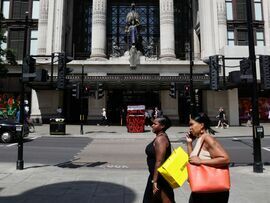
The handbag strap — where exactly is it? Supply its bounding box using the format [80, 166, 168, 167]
[196, 138, 205, 157]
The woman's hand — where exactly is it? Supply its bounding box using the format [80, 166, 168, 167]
[189, 156, 202, 165]
[186, 132, 195, 143]
[152, 182, 159, 195]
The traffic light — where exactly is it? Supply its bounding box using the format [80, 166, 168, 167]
[97, 83, 104, 99]
[22, 55, 36, 82]
[169, 82, 176, 98]
[209, 55, 219, 90]
[57, 54, 65, 89]
[72, 83, 80, 99]
[259, 55, 270, 89]
[84, 85, 91, 97]
[184, 84, 190, 97]
[240, 58, 252, 82]
[57, 53, 73, 89]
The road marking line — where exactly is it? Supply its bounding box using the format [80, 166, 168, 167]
[262, 147, 270, 152]
[7, 143, 17, 147]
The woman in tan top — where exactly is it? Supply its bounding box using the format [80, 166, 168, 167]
[186, 112, 230, 203]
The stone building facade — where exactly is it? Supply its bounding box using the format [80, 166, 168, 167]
[1, 0, 270, 125]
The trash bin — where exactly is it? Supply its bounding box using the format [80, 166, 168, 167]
[50, 118, 66, 135]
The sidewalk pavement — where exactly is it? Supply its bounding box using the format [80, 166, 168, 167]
[0, 124, 270, 203]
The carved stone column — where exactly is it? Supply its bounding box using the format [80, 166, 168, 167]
[47, 0, 65, 53]
[217, 0, 227, 50]
[90, 0, 107, 60]
[37, 0, 48, 55]
[159, 0, 176, 59]
[199, 0, 216, 58]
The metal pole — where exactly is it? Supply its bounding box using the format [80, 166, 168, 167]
[246, 0, 263, 173]
[50, 53, 54, 83]
[189, 0, 195, 115]
[17, 13, 29, 170]
[222, 55, 226, 89]
[80, 64, 84, 135]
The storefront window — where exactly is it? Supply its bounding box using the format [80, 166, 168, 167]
[226, 0, 233, 20]
[226, 0, 264, 46]
[32, 0, 39, 19]
[2, 0, 10, 19]
[254, 0, 262, 21]
[256, 31, 264, 46]
[30, 30, 38, 55]
[227, 30, 234, 46]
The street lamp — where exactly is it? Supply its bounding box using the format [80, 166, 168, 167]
[189, 0, 195, 116]
[246, 0, 263, 173]
[17, 13, 30, 170]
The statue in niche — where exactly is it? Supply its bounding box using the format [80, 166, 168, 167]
[145, 42, 155, 58]
[125, 3, 140, 47]
[111, 42, 121, 57]
[125, 3, 141, 68]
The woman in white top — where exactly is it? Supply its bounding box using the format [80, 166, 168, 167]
[186, 112, 230, 203]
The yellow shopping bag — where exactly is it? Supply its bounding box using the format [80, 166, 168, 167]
[158, 146, 188, 188]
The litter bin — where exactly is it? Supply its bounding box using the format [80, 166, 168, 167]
[50, 118, 66, 135]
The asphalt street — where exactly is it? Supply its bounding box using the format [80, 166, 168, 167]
[0, 125, 270, 203]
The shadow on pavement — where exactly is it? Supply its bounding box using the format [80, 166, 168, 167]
[23, 165, 51, 170]
[0, 181, 136, 203]
[56, 161, 108, 169]
[85, 131, 117, 134]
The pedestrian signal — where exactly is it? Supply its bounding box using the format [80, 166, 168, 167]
[97, 83, 104, 99]
[169, 82, 176, 98]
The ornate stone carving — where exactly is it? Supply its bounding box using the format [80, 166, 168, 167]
[217, 2, 226, 25]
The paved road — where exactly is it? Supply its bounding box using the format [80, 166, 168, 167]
[0, 125, 270, 203]
[1, 135, 269, 170]
[0, 137, 91, 165]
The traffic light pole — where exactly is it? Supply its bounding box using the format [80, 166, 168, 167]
[17, 14, 29, 170]
[80, 65, 84, 135]
[246, 0, 263, 173]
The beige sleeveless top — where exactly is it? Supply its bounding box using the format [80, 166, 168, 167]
[190, 136, 211, 160]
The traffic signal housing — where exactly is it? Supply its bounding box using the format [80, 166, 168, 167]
[240, 58, 253, 83]
[259, 55, 270, 90]
[72, 83, 80, 99]
[57, 53, 73, 89]
[84, 85, 91, 97]
[34, 69, 49, 82]
[169, 82, 176, 98]
[184, 84, 190, 97]
[209, 55, 219, 90]
[22, 55, 36, 82]
[97, 83, 104, 99]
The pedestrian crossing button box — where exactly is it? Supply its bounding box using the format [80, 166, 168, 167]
[255, 126, 264, 138]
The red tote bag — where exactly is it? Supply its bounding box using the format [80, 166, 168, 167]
[187, 139, 231, 193]
[187, 163, 230, 193]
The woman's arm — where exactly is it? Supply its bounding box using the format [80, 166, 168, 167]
[200, 135, 230, 167]
[152, 136, 168, 193]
